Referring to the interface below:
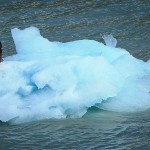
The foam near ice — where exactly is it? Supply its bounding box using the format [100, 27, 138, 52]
[0, 27, 150, 123]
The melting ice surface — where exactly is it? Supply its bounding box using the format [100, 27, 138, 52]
[0, 27, 150, 123]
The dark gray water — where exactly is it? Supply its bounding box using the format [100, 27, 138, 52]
[1, 110, 150, 149]
[0, 0, 150, 60]
[0, 0, 150, 149]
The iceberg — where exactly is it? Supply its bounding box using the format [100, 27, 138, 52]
[0, 27, 150, 123]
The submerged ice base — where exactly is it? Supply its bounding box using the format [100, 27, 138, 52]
[0, 27, 150, 123]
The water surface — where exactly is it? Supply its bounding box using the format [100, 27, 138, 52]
[1, 109, 150, 149]
[0, 0, 150, 60]
[0, 0, 150, 149]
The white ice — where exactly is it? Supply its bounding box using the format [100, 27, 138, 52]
[0, 27, 150, 123]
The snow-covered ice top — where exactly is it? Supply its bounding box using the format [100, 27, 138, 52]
[0, 27, 150, 123]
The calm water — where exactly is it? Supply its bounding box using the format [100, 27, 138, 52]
[0, 0, 150, 149]
[1, 110, 150, 149]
